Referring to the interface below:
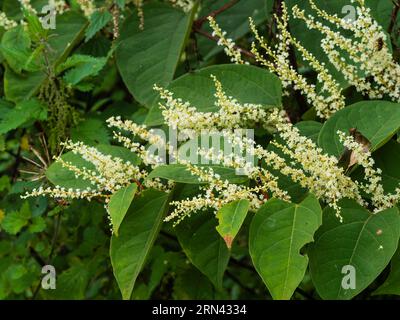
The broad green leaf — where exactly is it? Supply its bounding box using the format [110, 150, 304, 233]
[70, 118, 111, 145]
[146, 64, 282, 126]
[4, 11, 87, 102]
[110, 189, 169, 300]
[373, 245, 400, 296]
[46, 145, 141, 189]
[318, 101, 400, 157]
[309, 199, 400, 300]
[295, 121, 323, 144]
[108, 183, 138, 236]
[116, 3, 195, 106]
[57, 54, 108, 86]
[85, 10, 112, 42]
[0, 98, 47, 134]
[249, 194, 322, 300]
[147, 164, 248, 184]
[216, 199, 249, 249]
[175, 211, 230, 289]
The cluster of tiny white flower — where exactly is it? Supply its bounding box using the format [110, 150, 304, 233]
[163, 105, 365, 223]
[18, 0, 37, 14]
[21, 121, 175, 202]
[249, 2, 345, 119]
[293, 0, 400, 102]
[208, 16, 247, 65]
[154, 75, 273, 141]
[169, 0, 194, 13]
[49, 0, 68, 15]
[338, 131, 400, 212]
[76, 0, 95, 17]
[106, 116, 175, 166]
[0, 11, 17, 30]
[24, 82, 400, 226]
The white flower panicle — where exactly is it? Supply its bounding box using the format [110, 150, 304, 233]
[338, 131, 400, 212]
[208, 16, 247, 65]
[249, 2, 345, 119]
[165, 108, 367, 223]
[267, 111, 363, 219]
[0, 11, 17, 30]
[18, 0, 37, 14]
[132, 0, 144, 29]
[49, 0, 68, 15]
[76, 0, 95, 17]
[293, 0, 400, 102]
[169, 0, 194, 13]
[107, 116, 175, 166]
[23, 81, 400, 226]
[165, 161, 277, 225]
[154, 75, 272, 140]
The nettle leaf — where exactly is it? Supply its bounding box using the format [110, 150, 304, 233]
[108, 183, 138, 236]
[1, 202, 31, 235]
[46, 145, 141, 189]
[176, 211, 230, 289]
[85, 10, 112, 42]
[146, 64, 282, 126]
[216, 199, 249, 249]
[4, 11, 87, 103]
[0, 98, 47, 134]
[110, 189, 169, 300]
[309, 199, 400, 300]
[249, 194, 322, 300]
[116, 2, 195, 106]
[0, 25, 37, 74]
[57, 54, 108, 87]
[147, 164, 248, 184]
[373, 244, 400, 296]
[318, 101, 400, 157]
[28, 216, 46, 233]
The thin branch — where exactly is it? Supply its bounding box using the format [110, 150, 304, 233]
[193, 26, 255, 59]
[194, 0, 239, 28]
[388, 0, 400, 36]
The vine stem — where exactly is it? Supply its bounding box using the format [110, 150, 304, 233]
[192, 26, 255, 59]
[388, 0, 400, 36]
[192, 0, 255, 60]
[193, 0, 240, 28]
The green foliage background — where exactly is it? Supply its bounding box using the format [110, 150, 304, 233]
[1, 0, 400, 300]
